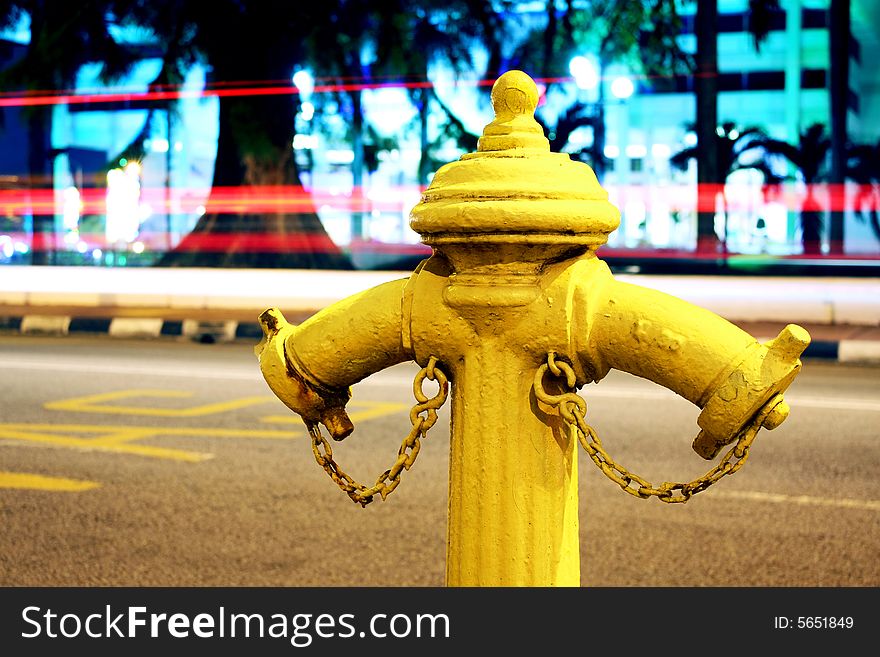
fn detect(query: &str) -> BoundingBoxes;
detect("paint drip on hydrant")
[257,70,810,587]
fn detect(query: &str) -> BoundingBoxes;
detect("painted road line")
[86,428,160,446]
[0,423,300,441]
[0,471,101,492]
[712,489,880,512]
[261,400,408,425]
[45,389,278,417]
[0,426,214,462]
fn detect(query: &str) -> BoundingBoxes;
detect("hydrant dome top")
[409,70,621,248]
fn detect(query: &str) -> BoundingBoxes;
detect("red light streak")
[7,229,878,261]
[0,72,705,108]
[0,78,491,108]
[5,230,433,255]
[0,184,874,216]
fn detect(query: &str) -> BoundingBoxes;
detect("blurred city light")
[0,235,13,259]
[293,134,319,150]
[610,76,634,99]
[105,164,143,245]
[149,138,170,153]
[61,186,81,233]
[651,144,671,159]
[625,144,647,158]
[292,70,314,98]
[568,56,599,90]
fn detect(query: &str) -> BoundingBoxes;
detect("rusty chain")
[307,356,448,507]
[535,352,778,504]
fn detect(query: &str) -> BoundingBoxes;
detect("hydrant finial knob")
[478,70,549,152]
[490,70,539,120]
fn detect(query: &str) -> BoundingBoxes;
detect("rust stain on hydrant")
[256,70,810,587]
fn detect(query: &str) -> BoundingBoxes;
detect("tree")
[507,1,690,181]
[300,1,378,245]
[0,0,139,264]
[845,138,880,246]
[115,1,352,269]
[827,0,850,254]
[371,0,489,186]
[670,121,771,253]
[747,123,831,255]
[2,1,353,269]
[301,0,504,249]
[692,0,785,254]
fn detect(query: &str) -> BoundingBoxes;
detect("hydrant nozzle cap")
[477,70,550,152]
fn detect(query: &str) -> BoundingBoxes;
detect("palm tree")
[670,121,771,253]
[303,0,498,243]
[509,1,691,181]
[693,0,784,254]
[846,139,880,246]
[747,123,831,255]
[370,0,489,186]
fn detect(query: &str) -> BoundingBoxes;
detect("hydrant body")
[258,71,809,587]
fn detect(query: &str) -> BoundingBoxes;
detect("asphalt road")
[1,334,878,587]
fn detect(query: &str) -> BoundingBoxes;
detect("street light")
[569,56,599,90]
[608,75,635,245]
[610,76,634,100]
[292,70,314,98]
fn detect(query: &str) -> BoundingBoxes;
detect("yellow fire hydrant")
[257,70,810,587]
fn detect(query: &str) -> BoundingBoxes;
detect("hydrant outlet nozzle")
[693,324,809,460]
[257,307,354,441]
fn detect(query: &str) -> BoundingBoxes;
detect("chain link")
[307,356,448,507]
[535,352,777,504]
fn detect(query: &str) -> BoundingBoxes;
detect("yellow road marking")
[0,423,300,440]
[0,422,301,462]
[86,428,157,446]
[262,401,407,425]
[45,389,277,417]
[2,394,400,463]
[0,471,100,492]
[0,427,213,462]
